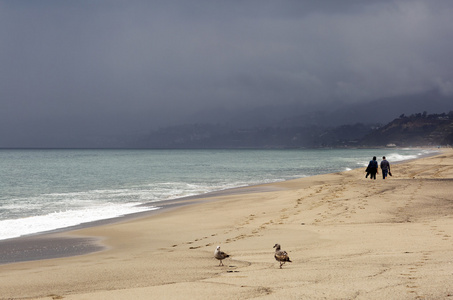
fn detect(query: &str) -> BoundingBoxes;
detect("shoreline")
[0,149,440,265]
[0,148,438,241]
[0,184,285,265]
[1,148,452,299]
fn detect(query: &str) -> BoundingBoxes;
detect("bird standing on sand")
[273,243,291,268]
[214,246,230,266]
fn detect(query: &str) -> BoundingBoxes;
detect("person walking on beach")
[380,156,391,179]
[366,156,378,180]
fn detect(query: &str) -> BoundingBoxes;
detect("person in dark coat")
[366,156,379,180]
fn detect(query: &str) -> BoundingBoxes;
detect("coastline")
[0,147,436,243]
[0,184,285,265]
[0,149,437,265]
[1,148,452,299]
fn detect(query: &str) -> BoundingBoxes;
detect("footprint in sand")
[430,224,452,241]
[401,251,435,297]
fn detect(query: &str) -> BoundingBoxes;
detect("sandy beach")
[1,149,453,300]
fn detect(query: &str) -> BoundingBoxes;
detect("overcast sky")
[1,0,453,146]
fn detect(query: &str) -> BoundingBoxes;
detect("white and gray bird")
[214,246,230,266]
[273,243,292,268]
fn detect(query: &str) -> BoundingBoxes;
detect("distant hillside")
[326,90,453,126]
[138,123,376,149]
[360,112,453,147]
[180,89,453,128]
[138,111,453,149]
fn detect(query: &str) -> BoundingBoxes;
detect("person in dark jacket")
[380,156,391,179]
[366,156,379,180]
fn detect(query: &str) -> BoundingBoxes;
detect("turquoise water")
[0,148,432,240]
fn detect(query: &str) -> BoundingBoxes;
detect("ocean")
[0,148,434,241]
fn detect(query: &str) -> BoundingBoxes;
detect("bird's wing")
[275,250,288,260]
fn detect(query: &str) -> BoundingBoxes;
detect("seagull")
[214,246,230,266]
[273,243,291,268]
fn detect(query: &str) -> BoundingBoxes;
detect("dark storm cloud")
[1,0,453,146]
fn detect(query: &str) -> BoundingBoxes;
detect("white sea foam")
[0,203,158,240]
[385,153,418,162]
[385,149,438,162]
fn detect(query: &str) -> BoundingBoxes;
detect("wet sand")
[1,149,452,299]
[0,185,284,265]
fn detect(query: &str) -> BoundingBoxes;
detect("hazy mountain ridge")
[360,112,453,147]
[138,90,453,149]
[139,123,375,148]
[179,90,453,128]
[139,111,453,149]
[3,91,451,148]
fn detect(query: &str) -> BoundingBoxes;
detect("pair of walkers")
[366,156,391,180]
